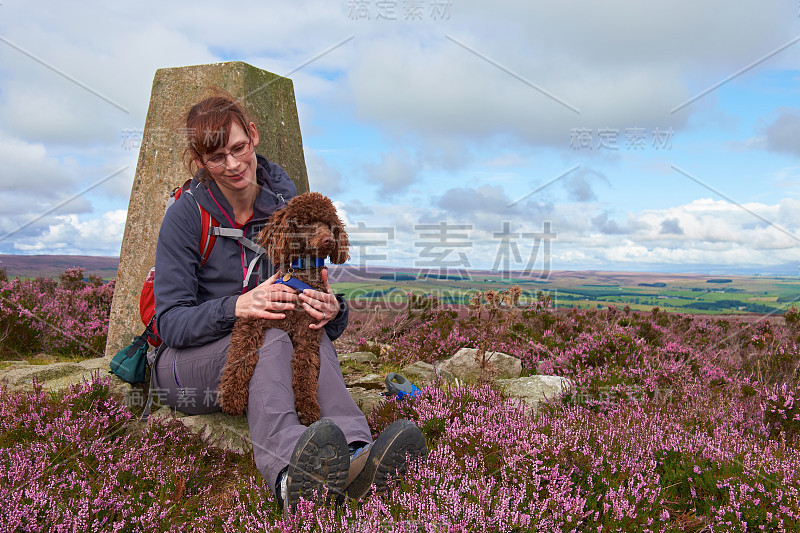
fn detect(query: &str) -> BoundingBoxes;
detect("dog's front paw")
[218,383,248,415]
[297,402,321,426]
[217,372,249,416]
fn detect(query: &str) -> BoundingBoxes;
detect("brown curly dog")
[218,192,350,425]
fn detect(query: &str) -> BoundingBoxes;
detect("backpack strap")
[211,227,266,255]
[210,227,266,290]
[140,341,165,421]
[139,316,162,421]
[183,188,266,289]
[168,180,218,267]
[182,188,220,268]
[198,207,218,268]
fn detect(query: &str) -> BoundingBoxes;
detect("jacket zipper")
[173,358,183,391]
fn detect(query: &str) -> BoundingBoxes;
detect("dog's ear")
[257,212,282,248]
[330,222,350,264]
[286,219,302,256]
[263,209,291,265]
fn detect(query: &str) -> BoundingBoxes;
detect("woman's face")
[197,121,260,196]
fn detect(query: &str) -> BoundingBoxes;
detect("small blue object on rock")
[384,372,420,400]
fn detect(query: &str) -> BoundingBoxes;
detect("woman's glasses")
[203,141,254,169]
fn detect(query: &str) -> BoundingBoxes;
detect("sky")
[1,0,800,277]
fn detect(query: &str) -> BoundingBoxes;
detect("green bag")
[109,330,150,384]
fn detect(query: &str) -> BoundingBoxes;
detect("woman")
[152,92,425,512]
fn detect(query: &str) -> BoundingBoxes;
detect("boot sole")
[286,419,349,509]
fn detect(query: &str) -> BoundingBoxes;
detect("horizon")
[1,253,798,279]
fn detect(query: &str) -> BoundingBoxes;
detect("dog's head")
[258,192,350,266]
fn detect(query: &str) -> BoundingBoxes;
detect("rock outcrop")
[436,347,523,382]
[496,375,574,412]
[1,345,571,454]
[0,358,137,403]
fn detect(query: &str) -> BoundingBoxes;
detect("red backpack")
[139,179,219,346]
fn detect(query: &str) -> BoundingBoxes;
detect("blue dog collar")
[274,259,325,291]
[290,258,325,269]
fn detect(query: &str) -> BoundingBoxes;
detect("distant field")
[0,254,119,281]
[3,255,798,316]
[329,266,800,316]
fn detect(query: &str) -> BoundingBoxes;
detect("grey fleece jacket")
[153,155,349,349]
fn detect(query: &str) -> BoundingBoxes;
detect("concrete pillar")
[105,62,309,357]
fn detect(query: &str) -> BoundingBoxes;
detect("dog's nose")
[322,236,334,247]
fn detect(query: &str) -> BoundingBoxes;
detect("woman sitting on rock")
[151,89,426,512]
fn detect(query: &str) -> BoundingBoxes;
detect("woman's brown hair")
[181,88,256,179]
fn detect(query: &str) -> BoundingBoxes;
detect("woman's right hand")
[234,271,298,320]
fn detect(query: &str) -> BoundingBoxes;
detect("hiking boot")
[345,419,427,501]
[281,419,350,512]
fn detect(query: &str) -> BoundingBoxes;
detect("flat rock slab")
[348,386,385,416]
[437,348,522,382]
[0,357,134,400]
[496,375,574,412]
[338,352,379,364]
[0,356,385,457]
[149,407,252,455]
[401,361,454,384]
[148,383,386,456]
[350,373,385,390]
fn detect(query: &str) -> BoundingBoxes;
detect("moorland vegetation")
[1,269,799,531]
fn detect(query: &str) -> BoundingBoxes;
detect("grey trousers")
[153,328,373,493]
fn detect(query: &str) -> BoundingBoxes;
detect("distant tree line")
[683,300,776,313]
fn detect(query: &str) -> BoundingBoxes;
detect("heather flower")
[0,268,114,357]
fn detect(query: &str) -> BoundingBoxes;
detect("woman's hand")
[234,271,297,320]
[299,268,339,330]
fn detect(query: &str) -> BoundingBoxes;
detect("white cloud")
[436,185,512,214]
[362,149,422,195]
[763,107,800,157]
[0,136,81,197]
[10,210,127,256]
[563,169,609,202]
[334,195,800,271]
[304,146,343,195]
[343,0,795,146]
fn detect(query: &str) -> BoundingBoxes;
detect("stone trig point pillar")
[105,62,309,357]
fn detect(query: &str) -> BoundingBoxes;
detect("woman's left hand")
[299,268,339,330]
